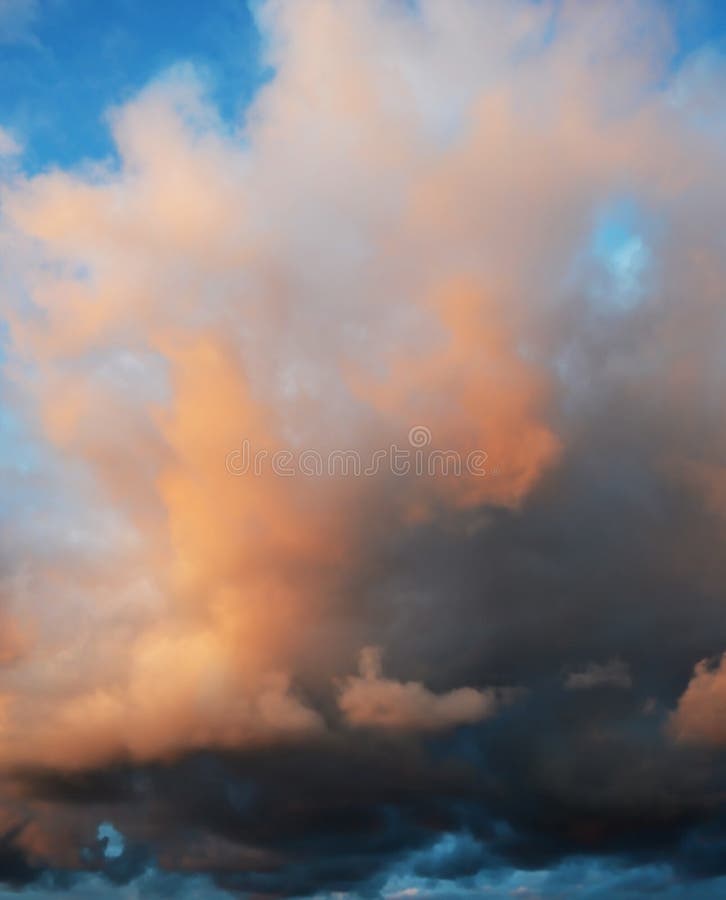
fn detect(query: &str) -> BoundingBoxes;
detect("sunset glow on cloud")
[1,1,726,897]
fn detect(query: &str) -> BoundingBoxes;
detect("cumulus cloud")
[338,646,512,731]
[0,0,725,895]
[564,659,632,691]
[669,654,726,747]
[0,0,570,769]
[0,629,324,770]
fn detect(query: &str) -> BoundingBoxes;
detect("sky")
[1,0,726,898]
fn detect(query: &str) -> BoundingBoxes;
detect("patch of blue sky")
[663,0,726,65]
[96,822,125,860]
[590,196,651,311]
[552,193,656,323]
[0,0,266,174]
[0,403,41,476]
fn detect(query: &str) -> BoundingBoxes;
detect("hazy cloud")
[564,659,633,691]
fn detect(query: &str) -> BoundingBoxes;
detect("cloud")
[564,659,632,690]
[0,127,21,158]
[669,654,726,747]
[337,647,513,732]
[0,629,325,770]
[0,0,725,896]
[0,5,567,770]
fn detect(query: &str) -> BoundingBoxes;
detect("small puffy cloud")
[564,659,632,691]
[337,646,513,732]
[669,653,726,746]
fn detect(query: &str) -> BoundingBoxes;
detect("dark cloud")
[0,825,42,887]
[5,387,726,896]
[5,376,726,897]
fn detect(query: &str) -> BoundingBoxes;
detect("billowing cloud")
[669,654,726,747]
[0,1,568,770]
[0,0,725,897]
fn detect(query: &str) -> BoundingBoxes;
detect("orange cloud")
[0,0,721,773]
[669,655,726,747]
[338,647,515,732]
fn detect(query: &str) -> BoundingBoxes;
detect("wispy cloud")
[564,659,632,691]
[0,126,21,157]
[0,0,38,46]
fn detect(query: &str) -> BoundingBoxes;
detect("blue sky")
[0,0,265,170]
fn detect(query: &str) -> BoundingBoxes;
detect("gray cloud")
[565,659,633,691]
